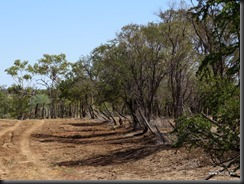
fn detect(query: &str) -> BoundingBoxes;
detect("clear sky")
[0,0,196,87]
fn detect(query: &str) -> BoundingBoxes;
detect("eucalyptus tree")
[5,60,33,88]
[158,7,199,119]
[5,60,34,119]
[59,57,96,118]
[31,54,70,118]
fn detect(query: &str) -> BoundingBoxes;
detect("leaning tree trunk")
[88,106,95,119]
[104,103,117,125]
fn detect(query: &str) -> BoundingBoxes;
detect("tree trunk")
[88,106,95,119]
[80,101,86,118]
[138,108,154,134]
[35,103,39,119]
[104,103,117,125]
[126,99,140,130]
[42,103,46,119]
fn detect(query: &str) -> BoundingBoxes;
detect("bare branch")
[201,112,220,127]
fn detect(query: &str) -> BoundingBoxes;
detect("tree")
[59,57,96,119]
[92,23,171,133]
[159,6,199,119]
[0,86,11,118]
[174,0,240,177]
[5,60,34,119]
[189,0,240,80]
[31,54,70,118]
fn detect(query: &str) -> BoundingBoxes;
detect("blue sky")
[0,0,196,87]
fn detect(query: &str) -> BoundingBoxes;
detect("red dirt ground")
[0,118,240,180]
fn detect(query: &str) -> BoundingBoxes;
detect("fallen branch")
[167,120,176,130]
[201,113,220,128]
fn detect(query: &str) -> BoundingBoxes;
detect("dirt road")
[0,119,61,180]
[0,119,240,180]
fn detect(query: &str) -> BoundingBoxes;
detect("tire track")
[19,120,56,180]
[0,120,22,138]
[0,120,61,179]
[0,120,22,178]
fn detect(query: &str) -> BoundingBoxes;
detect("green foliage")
[33,54,70,88]
[199,77,239,120]
[5,60,34,119]
[92,22,177,122]
[0,88,11,118]
[29,93,50,118]
[8,90,30,119]
[174,111,239,163]
[159,7,199,118]
[174,0,240,169]
[29,94,50,108]
[174,115,212,147]
[176,77,240,154]
[58,57,96,118]
[5,60,32,87]
[190,0,240,79]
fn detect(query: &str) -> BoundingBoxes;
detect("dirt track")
[0,119,240,180]
[0,119,61,180]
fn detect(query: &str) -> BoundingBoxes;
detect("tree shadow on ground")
[32,127,158,146]
[66,120,110,127]
[32,123,136,142]
[54,144,171,167]
[33,132,118,140]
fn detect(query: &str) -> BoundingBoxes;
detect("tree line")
[0,0,240,177]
